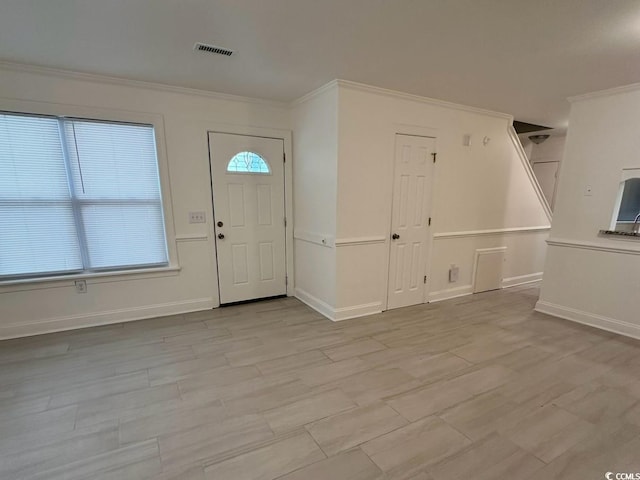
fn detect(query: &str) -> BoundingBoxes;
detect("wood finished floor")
[2,285,640,479]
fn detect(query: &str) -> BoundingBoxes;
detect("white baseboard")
[294,288,335,320]
[535,300,640,341]
[333,302,383,321]
[0,298,215,340]
[428,285,474,303]
[426,272,542,304]
[294,288,383,322]
[502,272,543,288]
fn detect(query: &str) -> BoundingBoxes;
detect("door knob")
[392,233,400,240]
[217,221,223,227]
[218,233,225,240]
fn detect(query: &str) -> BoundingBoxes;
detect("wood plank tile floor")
[2,285,640,479]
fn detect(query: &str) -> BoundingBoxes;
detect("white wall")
[0,65,552,336]
[291,80,550,320]
[527,135,566,165]
[0,64,290,339]
[335,83,550,316]
[536,83,640,339]
[519,133,566,210]
[291,84,338,315]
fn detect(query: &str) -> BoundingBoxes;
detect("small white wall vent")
[193,42,234,56]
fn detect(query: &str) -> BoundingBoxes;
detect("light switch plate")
[189,211,206,223]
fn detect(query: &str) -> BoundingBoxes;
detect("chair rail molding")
[434,225,550,240]
[334,236,387,247]
[293,229,334,248]
[546,237,640,256]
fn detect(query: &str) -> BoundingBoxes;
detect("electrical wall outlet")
[449,265,459,283]
[75,280,87,293]
[189,211,206,223]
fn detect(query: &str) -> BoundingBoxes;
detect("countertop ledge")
[599,229,640,238]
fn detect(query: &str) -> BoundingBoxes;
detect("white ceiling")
[1,0,640,127]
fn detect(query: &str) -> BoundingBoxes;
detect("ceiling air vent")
[194,42,234,57]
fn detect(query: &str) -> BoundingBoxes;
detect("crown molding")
[0,60,524,119]
[290,78,513,120]
[334,79,514,120]
[1,61,519,119]
[568,82,640,103]
[289,79,339,106]
[0,60,288,108]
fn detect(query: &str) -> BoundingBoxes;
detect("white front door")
[387,134,435,310]
[208,132,286,304]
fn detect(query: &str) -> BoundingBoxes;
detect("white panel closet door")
[387,134,435,310]
[209,132,286,304]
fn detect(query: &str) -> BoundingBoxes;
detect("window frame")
[0,100,179,286]
[610,168,640,231]
[614,177,640,223]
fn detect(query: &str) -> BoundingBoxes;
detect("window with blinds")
[0,112,168,279]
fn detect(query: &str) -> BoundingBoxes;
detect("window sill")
[0,265,182,293]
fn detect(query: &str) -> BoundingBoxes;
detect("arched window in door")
[226,151,270,174]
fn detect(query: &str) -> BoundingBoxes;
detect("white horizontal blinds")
[63,120,168,269]
[0,113,83,277]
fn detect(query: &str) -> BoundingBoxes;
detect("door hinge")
[284,217,287,227]
[432,152,437,163]
[283,152,286,163]
[285,276,288,286]
[424,275,427,284]
[428,217,431,226]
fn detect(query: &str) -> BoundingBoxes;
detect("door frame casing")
[383,125,439,311]
[204,124,293,308]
